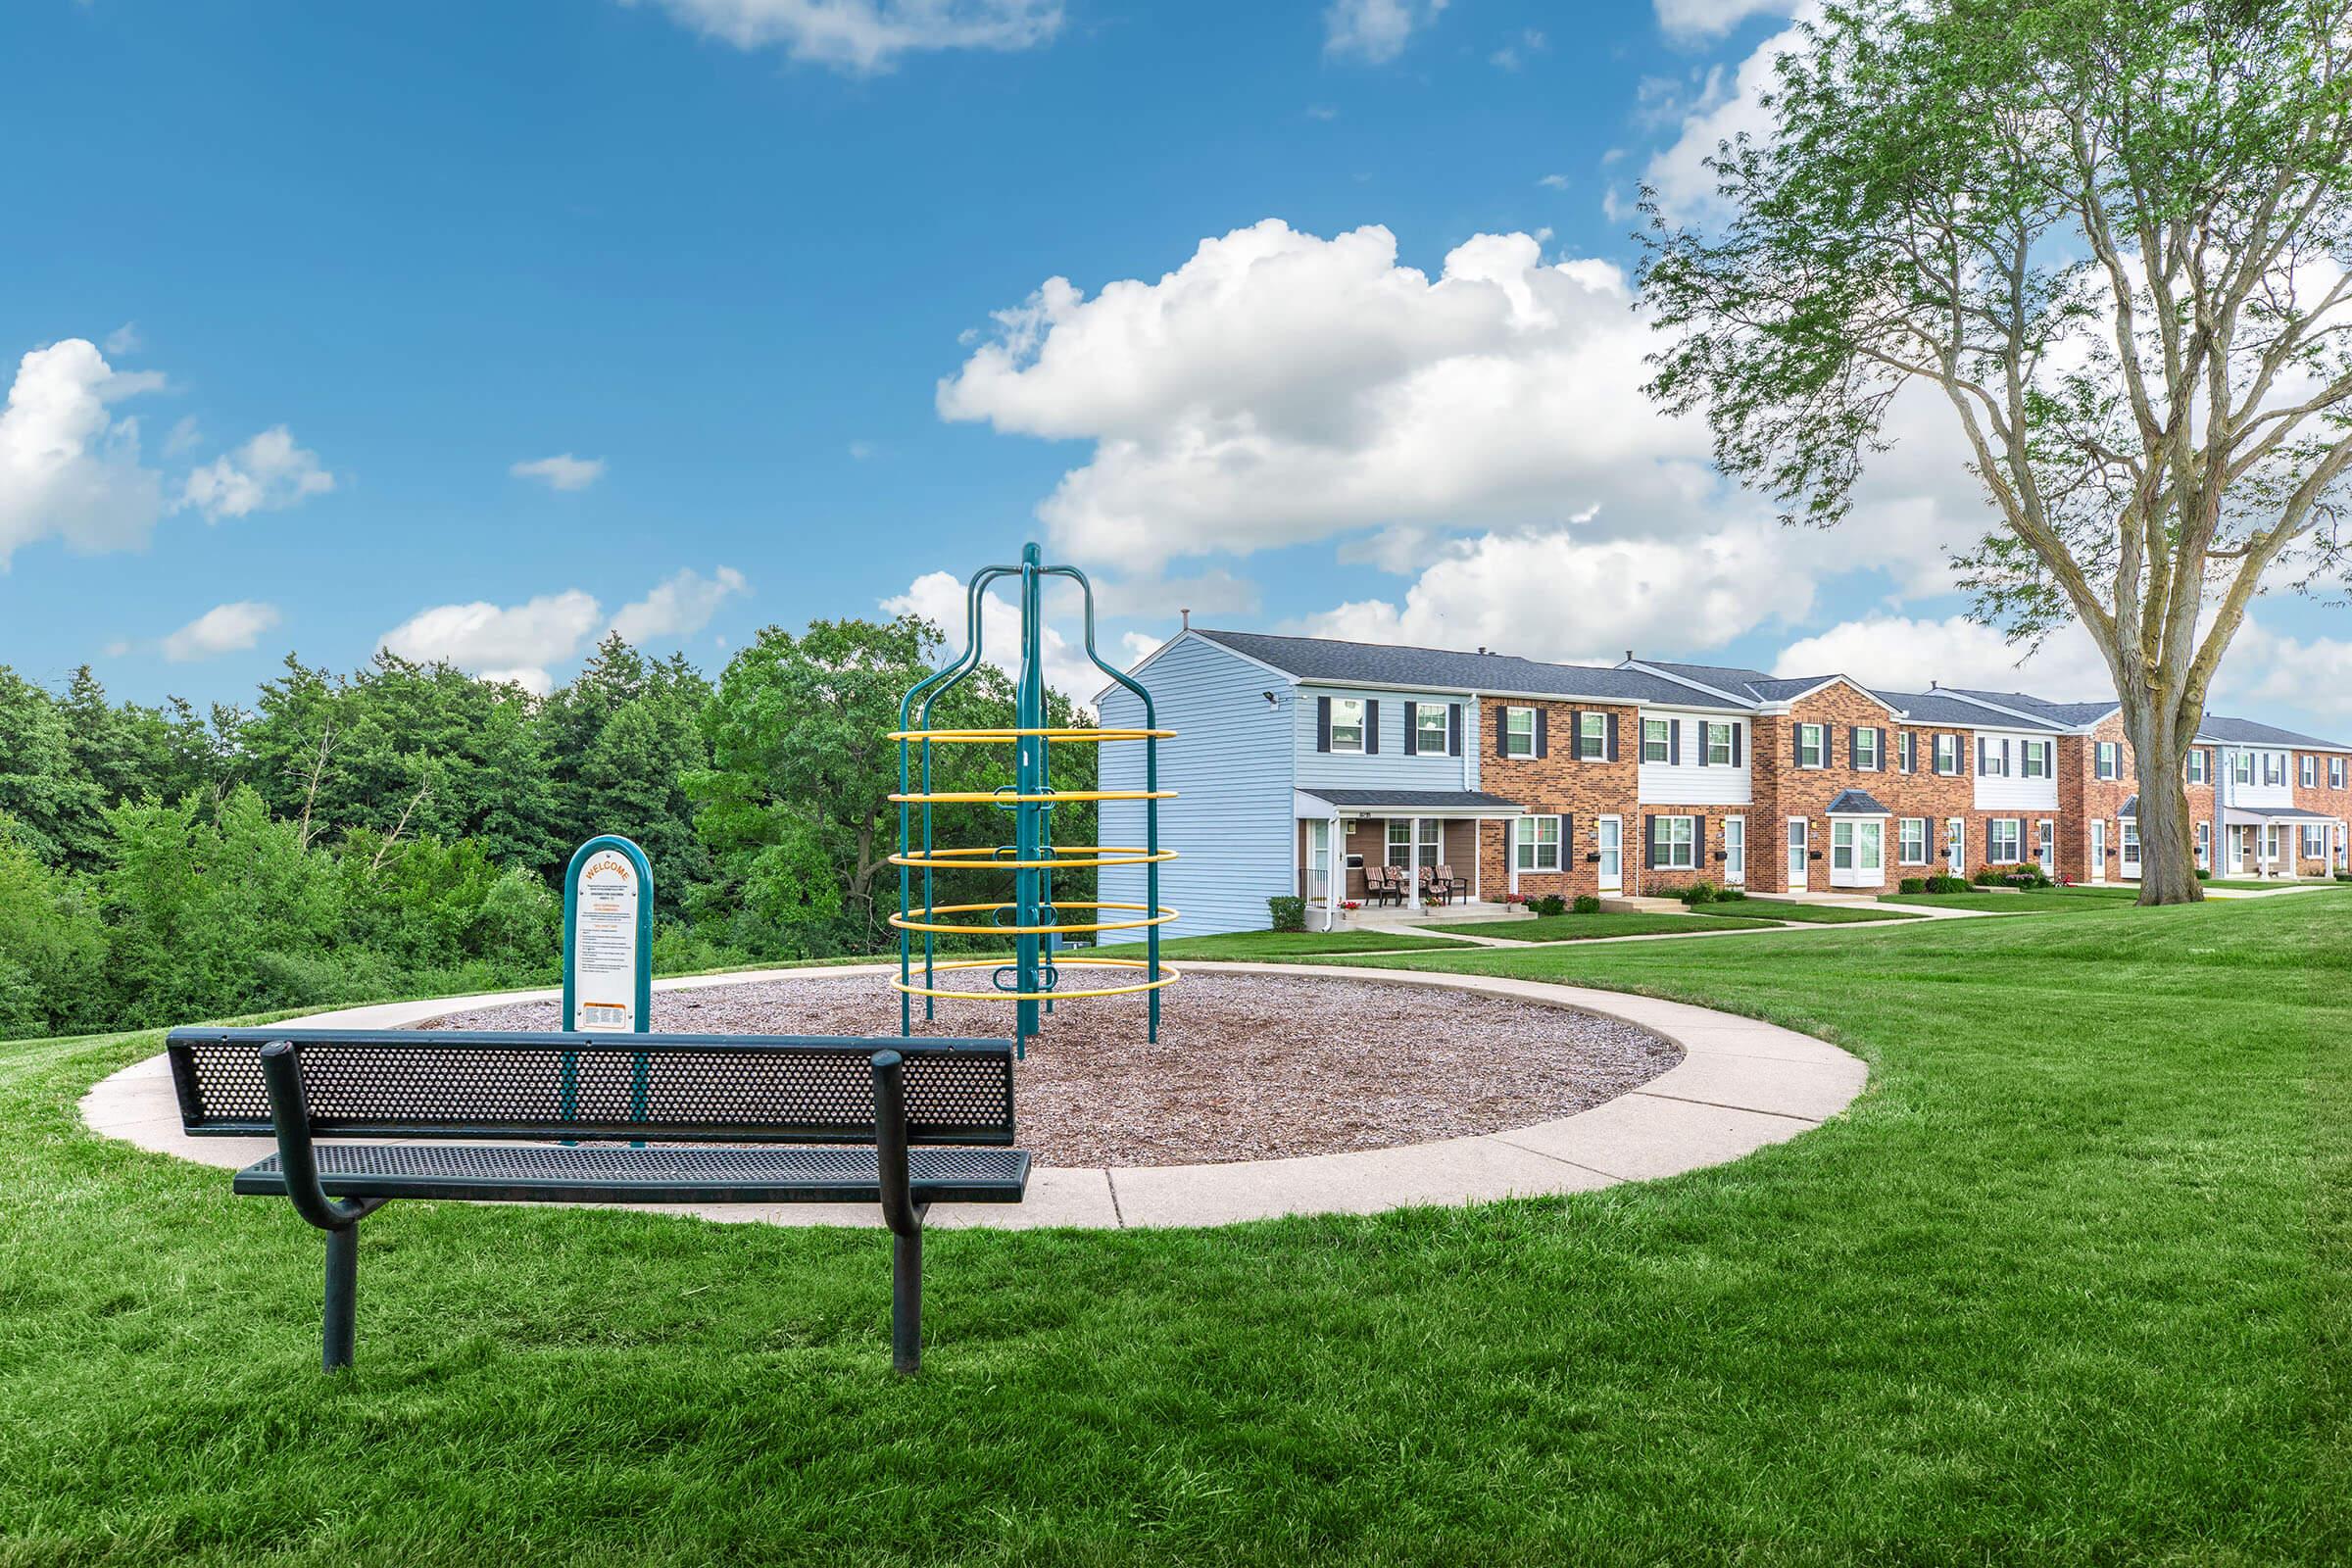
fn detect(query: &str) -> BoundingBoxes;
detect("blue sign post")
[561,835,654,1124]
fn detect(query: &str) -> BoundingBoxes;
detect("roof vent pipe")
[1180,608,1191,630]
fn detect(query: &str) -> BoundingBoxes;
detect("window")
[1832,820,1854,871]
[1578,712,1608,760]
[1898,817,1928,864]
[2022,740,2049,779]
[1329,698,1365,754]
[1652,814,1696,870]
[2302,755,2319,788]
[1512,815,1560,872]
[1642,717,1671,763]
[2196,821,2211,870]
[1899,732,1916,773]
[1387,817,1441,872]
[2094,742,2120,781]
[1980,737,2011,777]
[1416,703,1448,756]
[1854,727,1882,771]
[1502,706,1535,759]
[2232,750,2254,786]
[2334,758,2347,790]
[2305,824,2329,859]
[1988,818,2023,862]
[2186,749,2207,784]
[1707,723,1734,766]
[1796,723,1825,768]
[1935,733,1959,775]
[2121,819,2140,871]
[2263,752,2285,786]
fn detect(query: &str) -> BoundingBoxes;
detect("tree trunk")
[2119,692,2203,906]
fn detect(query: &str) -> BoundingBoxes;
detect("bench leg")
[323,1223,359,1372]
[891,1226,922,1375]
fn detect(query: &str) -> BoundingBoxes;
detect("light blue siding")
[1293,685,1482,793]
[1100,636,1295,939]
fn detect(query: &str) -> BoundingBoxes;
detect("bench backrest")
[167,1027,1017,1146]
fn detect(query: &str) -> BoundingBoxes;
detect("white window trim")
[1988,817,2024,863]
[1416,706,1448,756]
[1578,712,1607,760]
[1856,728,1882,771]
[1899,732,1916,774]
[1513,814,1561,872]
[1329,697,1366,755]
[1898,816,1929,865]
[1706,722,1734,766]
[1502,706,1535,760]
[2302,755,2319,788]
[1642,717,1670,764]
[1935,734,1958,775]
[1656,814,1697,870]
[1796,723,1825,769]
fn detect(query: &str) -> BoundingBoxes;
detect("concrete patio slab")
[79,958,1864,1229]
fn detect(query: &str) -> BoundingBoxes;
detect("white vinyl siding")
[1298,687,1480,793]
[1636,710,1750,807]
[1975,730,2060,811]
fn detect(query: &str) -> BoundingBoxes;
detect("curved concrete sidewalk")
[79,962,1865,1230]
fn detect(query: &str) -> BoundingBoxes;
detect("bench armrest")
[869,1051,924,1237]
[260,1043,385,1232]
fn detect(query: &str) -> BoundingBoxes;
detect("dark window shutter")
[1402,701,1418,757]
[1792,725,1803,765]
[1536,708,1549,759]
[1606,713,1620,761]
[2001,738,2011,775]
[1316,697,1331,753]
[1847,726,1858,769]
[1644,813,1659,869]
[1563,709,1577,760]
[1494,706,1507,758]
[1448,704,1463,757]
[1668,719,1682,766]
[1978,736,1987,774]
[1731,722,1742,767]
[1365,701,1380,755]
[1696,721,1710,767]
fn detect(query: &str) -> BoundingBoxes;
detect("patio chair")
[1432,863,1469,904]
[1369,864,1406,906]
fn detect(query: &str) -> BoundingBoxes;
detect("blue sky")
[4,0,2346,736]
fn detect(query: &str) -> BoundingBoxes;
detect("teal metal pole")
[1013,543,1046,1050]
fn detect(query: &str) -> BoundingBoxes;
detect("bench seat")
[230,1143,1032,1206]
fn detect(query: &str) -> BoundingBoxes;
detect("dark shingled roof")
[2193,713,2352,751]
[1639,660,1832,704]
[1193,629,1739,707]
[1875,689,2062,730]
[1944,688,2119,727]
[1297,788,1523,811]
[1824,789,1893,814]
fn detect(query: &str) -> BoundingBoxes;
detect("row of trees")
[0,616,1094,1039]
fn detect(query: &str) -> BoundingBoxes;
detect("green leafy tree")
[1642,0,2352,904]
[0,668,104,868]
[0,825,108,1038]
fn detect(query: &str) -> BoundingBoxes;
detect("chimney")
[1477,646,1487,655]
[1181,608,1191,630]
[1930,679,1938,690]
[1625,649,1635,662]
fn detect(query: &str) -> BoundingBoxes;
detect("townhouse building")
[1097,628,2352,937]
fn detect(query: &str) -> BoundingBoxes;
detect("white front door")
[1724,815,1746,886]
[1305,820,1331,901]
[1944,817,1964,874]
[1787,817,1808,890]
[2036,819,2054,877]
[1596,815,1623,893]
[2089,819,2107,882]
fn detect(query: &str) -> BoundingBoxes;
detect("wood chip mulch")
[418,969,1683,1168]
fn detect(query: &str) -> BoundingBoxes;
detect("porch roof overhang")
[2222,805,2335,824]
[1824,788,1893,815]
[1296,788,1524,818]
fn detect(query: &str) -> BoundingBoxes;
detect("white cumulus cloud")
[162,600,281,662]
[611,565,750,646]
[624,0,1062,73]
[378,589,605,696]
[1324,0,1446,62]
[0,338,169,567]
[2215,620,2352,724]
[180,425,334,520]
[883,570,1105,704]
[1771,613,2114,699]
[511,453,606,491]
[1653,0,1802,42]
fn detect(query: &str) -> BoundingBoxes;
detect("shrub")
[1677,880,1722,906]
[1925,874,1968,894]
[1717,887,1748,902]
[1529,893,1568,917]
[2194,867,2212,881]
[1267,895,1306,933]
[1571,894,1601,914]
[1898,876,1927,894]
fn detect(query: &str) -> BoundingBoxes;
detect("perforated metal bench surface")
[230,1142,1032,1205]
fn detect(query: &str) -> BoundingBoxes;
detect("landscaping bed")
[1428,911,1782,942]
[419,969,1681,1167]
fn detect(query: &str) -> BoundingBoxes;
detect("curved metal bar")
[259,1043,387,1233]
[868,1049,928,1376]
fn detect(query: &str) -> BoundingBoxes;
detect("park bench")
[165,1025,1028,1375]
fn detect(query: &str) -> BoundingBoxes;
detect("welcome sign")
[562,835,653,1035]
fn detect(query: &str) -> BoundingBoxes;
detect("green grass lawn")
[1879,884,2143,913]
[1086,928,1468,958]
[1423,910,1782,942]
[1688,901,1921,924]
[1,895,2340,1562]
[2205,877,2349,892]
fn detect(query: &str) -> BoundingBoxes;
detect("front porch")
[1294,788,1524,930]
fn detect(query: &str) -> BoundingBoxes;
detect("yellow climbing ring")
[888,725,1176,743]
[888,845,1179,871]
[889,788,1177,805]
[887,900,1179,937]
[889,955,1183,1004]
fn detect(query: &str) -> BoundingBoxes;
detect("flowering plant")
[1339,900,1363,910]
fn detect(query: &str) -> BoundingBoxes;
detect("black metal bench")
[166,1026,1029,1375]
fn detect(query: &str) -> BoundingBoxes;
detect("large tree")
[1641,0,2352,903]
